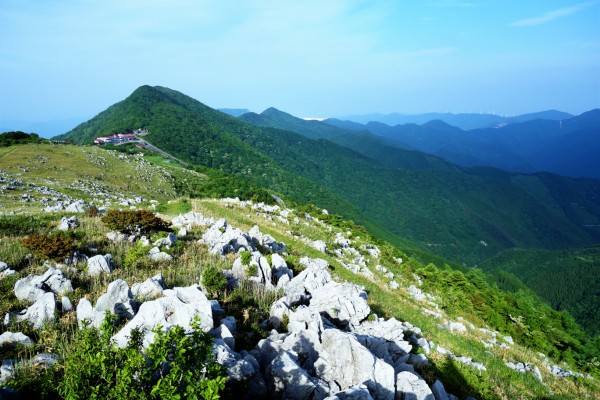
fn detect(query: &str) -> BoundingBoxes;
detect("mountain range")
[334,109,574,130]
[54,85,600,333]
[325,110,600,180]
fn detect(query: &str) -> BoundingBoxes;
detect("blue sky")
[1,0,599,133]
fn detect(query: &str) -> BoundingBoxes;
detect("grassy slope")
[0,144,209,213]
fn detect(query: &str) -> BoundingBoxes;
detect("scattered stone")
[0,332,33,347]
[396,371,434,400]
[87,254,113,276]
[14,268,73,303]
[131,273,166,300]
[5,292,57,329]
[112,285,213,348]
[309,282,370,328]
[315,329,395,400]
[76,279,137,328]
[57,215,79,231]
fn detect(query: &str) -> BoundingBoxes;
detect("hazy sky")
[1,0,599,129]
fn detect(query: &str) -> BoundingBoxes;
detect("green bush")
[101,210,170,234]
[124,242,151,269]
[240,250,252,265]
[202,267,228,298]
[21,233,75,261]
[55,314,226,399]
[0,214,53,236]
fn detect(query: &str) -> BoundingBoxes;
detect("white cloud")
[512,2,597,27]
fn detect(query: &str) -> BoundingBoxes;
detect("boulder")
[106,231,127,243]
[249,225,286,253]
[309,282,370,328]
[284,258,331,305]
[213,341,267,398]
[210,323,235,350]
[171,211,215,229]
[57,215,79,231]
[266,351,326,400]
[201,219,255,255]
[31,353,61,368]
[0,332,33,347]
[430,380,449,400]
[14,268,73,303]
[325,385,374,400]
[271,254,293,284]
[281,329,322,371]
[153,232,177,248]
[395,371,434,400]
[131,273,166,300]
[311,240,327,253]
[148,250,173,262]
[87,254,113,276]
[64,200,86,213]
[76,279,137,328]
[0,360,16,384]
[287,305,324,335]
[314,329,395,400]
[0,262,15,280]
[5,292,57,329]
[112,285,213,348]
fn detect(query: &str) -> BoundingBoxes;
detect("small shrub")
[0,214,53,236]
[124,242,151,269]
[51,313,226,399]
[240,250,252,265]
[245,264,258,277]
[101,210,170,235]
[84,205,99,218]
[21,234,75,261]
[202,267,228,298]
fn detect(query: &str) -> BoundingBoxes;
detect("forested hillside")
[481,246,600,335]
[56,86,600,266]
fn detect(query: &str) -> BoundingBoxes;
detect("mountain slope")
[55,86,600,265]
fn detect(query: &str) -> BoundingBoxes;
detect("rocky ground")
[1,197,594,399]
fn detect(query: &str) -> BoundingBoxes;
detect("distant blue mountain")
[334,110,573,130]
[327,109,600,179]
[218,108,251,117]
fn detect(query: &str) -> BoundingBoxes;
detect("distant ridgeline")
[0,131,48,146]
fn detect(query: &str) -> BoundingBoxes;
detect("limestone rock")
[112,285,213,348]
[5,292,57,329]
[57,215,79,231]
[395,371,434,400]
[201,219,255,255]
[0,332,33,347]
[153,232,176,248]
[131,273,166,300]
[87,254,113,276]
[266,351,325,400]
[325,385,374,400]
[0,262,15,280]
[76,279,137,328]
[315,329,395,400]
[309,282,370,328]
[430,380,449,400]
[14,268,72,303]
